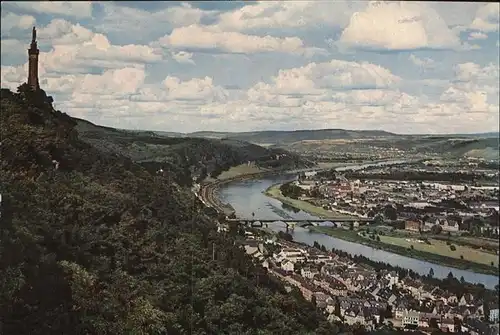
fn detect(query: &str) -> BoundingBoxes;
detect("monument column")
[27,26,40,90]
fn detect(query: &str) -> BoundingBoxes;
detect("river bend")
[217,174,499,290]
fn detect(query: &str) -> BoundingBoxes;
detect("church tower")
[27,26,40,90]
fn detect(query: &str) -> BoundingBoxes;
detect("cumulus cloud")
[1,39,28,61]
[469,3,500,33]
[408,54,435,69]
[132,76,229,103]
[248,59,401,100]
[435,62,500,119]
[94,2,215,43]
[468,32,488,40]
[454,62,499,85]
[1,2,499,134]
[171,51,195,65]
[4,2,93,19]
[339,2,461,51]
[156,24,323,56]
[215,1,363,31]
[0,12,36,34]
[33,19,162,73]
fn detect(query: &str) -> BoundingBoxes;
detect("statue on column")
[32,27,36,42]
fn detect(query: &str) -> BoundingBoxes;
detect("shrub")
[450,245,456,251]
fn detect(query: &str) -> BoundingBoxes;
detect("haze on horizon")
[1,1,499,135]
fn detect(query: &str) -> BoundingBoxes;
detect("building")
[281,259,294,272]
[402,310,420,328]
[27,27,40,90]
[300,267,317,279]
[405,220,421,232]
[489,305,499,323]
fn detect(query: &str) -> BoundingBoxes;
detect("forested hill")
[0,86,337,334]
[73,118,313,186]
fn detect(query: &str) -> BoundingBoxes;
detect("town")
[238,230,499,334]
[286,158,499,238]
[207,156,500,334]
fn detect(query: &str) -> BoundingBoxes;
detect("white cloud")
[437,62,500,117]
[248,59,401,100]
[468,32,488,40]
[1,2,499,134]
[157,24,322,56]
[1,39,27,60]
[133,76,229,103]
[0,12,36,33]
[94,2,214,42]
[171,51,195,65]
[215,1,363,31]
[469,3,500,33]
[454,62,499,84]
[5,2,93,19]
[408,54,435,69]
[34,19,162,73]
[339,2,461,51]
[1,64,29,89]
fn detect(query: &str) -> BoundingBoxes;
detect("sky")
[1,1,499,134]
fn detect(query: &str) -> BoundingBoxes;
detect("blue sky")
[1,1,499,134]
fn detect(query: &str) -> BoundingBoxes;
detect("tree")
[383,205,397,221]
[430,224,442,235]
[429,318,439,329]
[334,297,341,317]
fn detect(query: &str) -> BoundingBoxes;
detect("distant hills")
[125,128,498,145]
[106,127,498,161]
[73,118,313,184]
[186,129,398,144]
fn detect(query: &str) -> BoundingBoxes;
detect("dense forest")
[0,86,337,334]
[74,118,312,186]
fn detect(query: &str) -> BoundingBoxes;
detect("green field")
[264,184,353,219]
[212,164,269,181]
[312,226,499,275]
[371,235,498,267]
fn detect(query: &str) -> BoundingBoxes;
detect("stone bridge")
[226,217,373,229]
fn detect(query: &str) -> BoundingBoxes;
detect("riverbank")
[252,227,496,296]
[262,180,499,277]
[310,226,499,276]
[263,183,354,219]
[199,163,330,215]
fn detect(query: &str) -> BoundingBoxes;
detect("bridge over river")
[226,217,374,229]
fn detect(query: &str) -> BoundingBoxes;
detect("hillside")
[109,127,497,161]
[392,136,499,159]
[270,135,499,161]
[73,118,314,186]
[0,86,337,335]
[186,129,398,145]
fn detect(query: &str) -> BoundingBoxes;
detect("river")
[217,165,499,290]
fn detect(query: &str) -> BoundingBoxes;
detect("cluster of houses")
[241,236,500,334]
[294,167,499,236]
